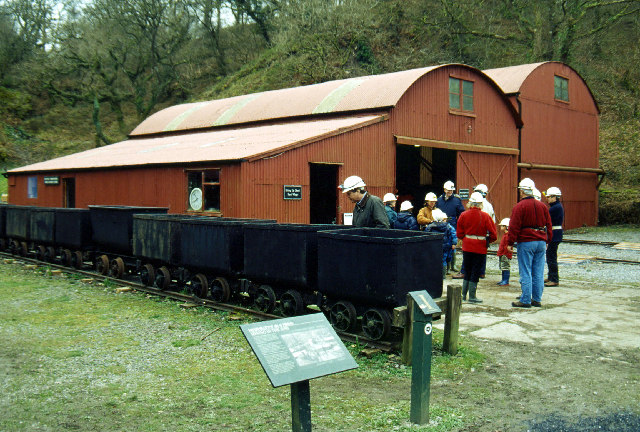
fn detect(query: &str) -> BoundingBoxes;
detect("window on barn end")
[554,76,569,102]
[27,176,38,199]
[449,77,474,112]
[187,169,220,212]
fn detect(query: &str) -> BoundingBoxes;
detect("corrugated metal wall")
[516,63,600,228]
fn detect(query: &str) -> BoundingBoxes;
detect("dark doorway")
[309,163,339,224]
[63,178,75,208]
[396,145,457,207]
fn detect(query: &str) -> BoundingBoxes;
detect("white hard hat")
[383,193,397,203]
[545,186,562,197]
[425,192,438,202]
[518,177,535,194]
[432,209,448,222]
[533,188,541,200]
[499,218,510,226]
[474,183,488,194]
[469,192,484,204]
[443,180,455,191]
[339,175,366,193]
[400,200,413,212]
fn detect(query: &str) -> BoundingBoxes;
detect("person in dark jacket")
[438,180,465,275]
[339,175,390,228]
[544,187,564,287]
[394,201,419,230]
[383,193,398,228]
[508,178,553,308]
[426,209,458,279]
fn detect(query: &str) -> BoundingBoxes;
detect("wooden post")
[401,294,415,365]
[443,284,462,355]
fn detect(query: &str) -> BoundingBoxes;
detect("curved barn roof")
[484,61,600,112]
[130,64,521,136]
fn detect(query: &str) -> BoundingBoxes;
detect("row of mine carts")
[0,204,443,340]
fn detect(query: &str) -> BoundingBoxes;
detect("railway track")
[0,252,396,352]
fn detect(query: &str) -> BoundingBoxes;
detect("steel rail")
[0,252,396,351]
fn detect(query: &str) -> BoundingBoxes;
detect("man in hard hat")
[456,192,497,303]
[417,192,438,229]
[474,184,495,223]
[394,201,419,230]
[437,181,465,275]
[425,209,458,279]
[339,175,390,228]
[544,187,564,287]
[382,193,398,228]
[507,178,552,308]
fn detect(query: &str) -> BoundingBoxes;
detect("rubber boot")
[497,270,510,286]
[462,279,469,301]
[468,281,483,303]
[450,252,458,273]
[442,265,447,280]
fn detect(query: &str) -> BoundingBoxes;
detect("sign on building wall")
[44,176,60,185]
[458,188,469,200]
[283,185,302,200]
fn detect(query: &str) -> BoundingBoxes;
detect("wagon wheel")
[20,242,28,257]
[155,266,171,291]
[110,257,126,279]
[329,301,358,333]
[45,246,56,263]
[62,249,73,267]
[253,285,276,313]
[361,308,392,340]
[96,254,110,275]
[210,277,231,302]
[280,289,304,317]
[190,273,208,298]
[72,251,84,269]
[37,245,46,261]
[139,263,155,286]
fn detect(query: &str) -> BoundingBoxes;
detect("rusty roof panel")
[10,115,385,173]
[130,66,439,136]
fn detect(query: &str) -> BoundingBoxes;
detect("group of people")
[339,175,564,309]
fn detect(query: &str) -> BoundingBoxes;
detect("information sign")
[44,176,60,185]
[409,290,441,317]
[343,213,353,225]
[458,188,469,200]
[284,185,303,200]
[240,313,358,388]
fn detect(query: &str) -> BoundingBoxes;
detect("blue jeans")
[517,241,546,304]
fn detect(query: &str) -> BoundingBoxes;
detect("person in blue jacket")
[394,201,419,230]
[544,187,564,287]
[426,209,458,279]
[382,193,398,228]
[437,180,465,273]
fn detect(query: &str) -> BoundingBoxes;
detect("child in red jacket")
[496,218,512,286]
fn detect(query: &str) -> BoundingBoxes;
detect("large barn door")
[456,152,517,222]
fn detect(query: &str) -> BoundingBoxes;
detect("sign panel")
[409,290,441,316]
[283,185,302,200]
[458,188,469,200]
[343,213,353,225]
[44,176,60,185]
[240,313,358,387]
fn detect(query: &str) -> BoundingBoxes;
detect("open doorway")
[63,178,76,208]
[395,145,457,207]
[309,163,339,224]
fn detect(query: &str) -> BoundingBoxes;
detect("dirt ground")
[430,273,640,431]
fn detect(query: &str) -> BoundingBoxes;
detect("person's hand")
[451,245,456,250]
[507,245,513,253]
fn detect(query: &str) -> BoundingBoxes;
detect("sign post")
[240,313,358,431]
[408,290,441,425]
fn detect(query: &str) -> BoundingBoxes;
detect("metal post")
[291,380,312,432]
[410,301,433,425]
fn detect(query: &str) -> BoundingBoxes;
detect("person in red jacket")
[496,218,512,286]
[456,192,497,303]
[507,178,553,308]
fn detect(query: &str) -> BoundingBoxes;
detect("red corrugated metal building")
[484,62,603,228]
[6,64,524,224]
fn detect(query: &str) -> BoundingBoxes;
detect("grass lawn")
[0,262,482,431]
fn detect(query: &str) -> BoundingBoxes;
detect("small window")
[28,176,38,199]
[554,76,569,102]
[449,77,474,111]
[187,169,220,212]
